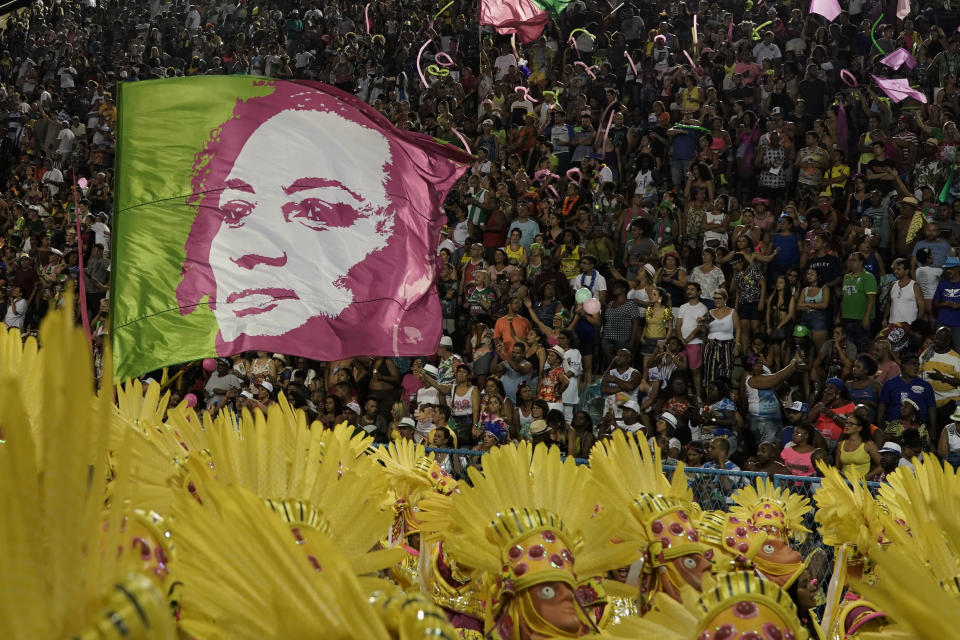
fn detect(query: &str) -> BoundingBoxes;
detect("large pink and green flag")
[111,77,471,382]
[480,0,573,42]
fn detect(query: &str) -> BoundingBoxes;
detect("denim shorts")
[801,310,829,332]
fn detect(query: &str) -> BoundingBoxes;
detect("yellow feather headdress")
[588,432,708,591]
[441,442,638,637]
[600,572,809,640]
[730,476,812,542]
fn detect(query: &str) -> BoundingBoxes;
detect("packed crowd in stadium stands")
[2,0,960,476]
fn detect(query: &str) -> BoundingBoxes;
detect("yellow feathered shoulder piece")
[0,296,174,639]
[730,476,812,542]
[173,474,458,640]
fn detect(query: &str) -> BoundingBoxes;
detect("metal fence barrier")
[408,445,884,592]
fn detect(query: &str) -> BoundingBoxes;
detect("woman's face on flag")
[208,108,393,342]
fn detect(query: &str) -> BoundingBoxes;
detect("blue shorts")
[801,310,829,332]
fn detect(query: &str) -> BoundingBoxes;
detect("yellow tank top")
[858,132,875,167]
[840,441,871,478]
[559,245,581,279]
[505,244,525,264]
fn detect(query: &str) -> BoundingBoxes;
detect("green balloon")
[575,287,592,304]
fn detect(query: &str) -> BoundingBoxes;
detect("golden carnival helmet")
[0,295,174,639]
[589,430,712,612]
[172,475,459,640]
[440,441,638,640]
[698,511,809,590]
[849,459,960,640]
[730,476,812,543]
[600,572,809,640]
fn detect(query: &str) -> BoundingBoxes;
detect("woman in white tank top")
[449,365,480,439]
[702,288,741,385]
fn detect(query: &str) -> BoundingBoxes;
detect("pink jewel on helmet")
[688,529,700,541]
[542,530,557,542]
[670,522,685,535]
[715,624,738,640]
[736,526,748,537]
[514,562,529,576]
[738,542,750,553]
[509,545,524,560]
[763,622,785,640]
[549,553,565,568]
[661,537,672,548]
[562,549,575,563]
[651,519,664,534]
[528,544,545,559]
[678,510,688,520]
[734,601,759,619]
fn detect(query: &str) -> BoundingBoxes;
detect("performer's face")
[209,109,393,342]
[668,553,711,591]
[529,582,580,634]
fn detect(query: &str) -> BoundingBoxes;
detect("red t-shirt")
[814,401,854,442]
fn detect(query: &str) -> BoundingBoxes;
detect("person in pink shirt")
[872,339,902,385]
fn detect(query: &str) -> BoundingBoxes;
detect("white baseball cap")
[879,442,902,456]
[659,412,678,428]
[620,400,641,413]
[439,335,454,348]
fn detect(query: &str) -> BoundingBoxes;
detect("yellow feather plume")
[852,459,960,639]
[813,462,885,552]
[589,430,692,512]
[0,297,173,639]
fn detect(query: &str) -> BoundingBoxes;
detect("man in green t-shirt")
[841,252,877,353]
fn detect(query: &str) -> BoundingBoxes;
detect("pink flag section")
[809,0,841,22]
[480,0,550,43]
[871,75,927,103]
[896,0,911,19]
[879,47,917,71]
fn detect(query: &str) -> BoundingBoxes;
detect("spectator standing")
[934,257,960,352]
[840,252,877,353]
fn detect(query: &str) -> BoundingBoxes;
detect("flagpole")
[72,177,94,355]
